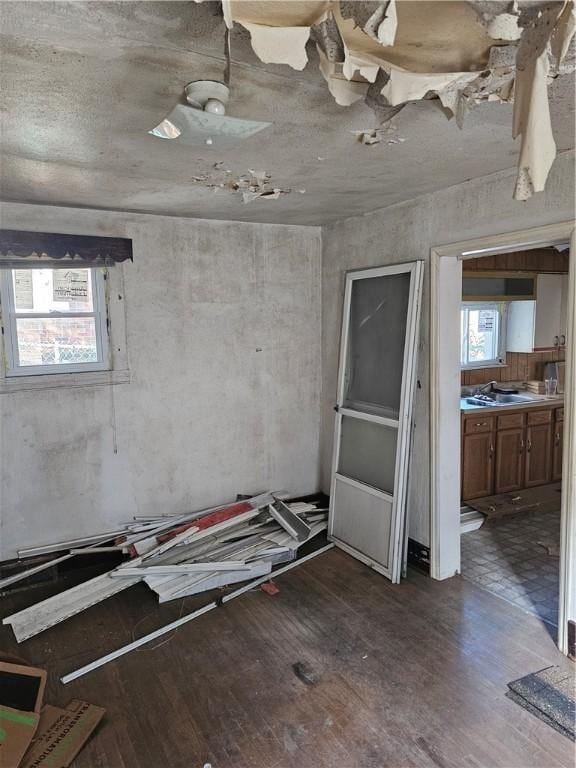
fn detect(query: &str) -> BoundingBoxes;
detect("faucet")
[474,380,497,396]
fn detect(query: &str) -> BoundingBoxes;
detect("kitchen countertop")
[460,393,564,414]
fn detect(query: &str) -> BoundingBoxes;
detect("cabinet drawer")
[555,407,564,422]
[464,415,495,434]
[497,412,525,430]
[527,409,552,425]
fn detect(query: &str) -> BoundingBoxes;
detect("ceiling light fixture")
[149,30,271,148]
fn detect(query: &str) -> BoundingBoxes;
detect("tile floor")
[460,507,560,627]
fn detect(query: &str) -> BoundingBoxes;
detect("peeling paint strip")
[240,22,311,70]
[381,69,478,107]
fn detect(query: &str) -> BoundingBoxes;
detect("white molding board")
[17,530,127,558]
[558,227,576,655]
[2,572,139,642]
[430,255,462,580]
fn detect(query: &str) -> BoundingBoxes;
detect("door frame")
[329,261,424,582]
[430,221,576,655]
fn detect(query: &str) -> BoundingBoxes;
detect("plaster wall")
[321,151,576,547]
[0,203,322,561]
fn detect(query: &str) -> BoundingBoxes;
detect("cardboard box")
[20,699,105,768]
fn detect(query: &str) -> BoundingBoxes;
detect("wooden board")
[466,482,562,519]
[463,248,569,273]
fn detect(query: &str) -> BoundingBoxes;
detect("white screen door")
[328,261,424,583]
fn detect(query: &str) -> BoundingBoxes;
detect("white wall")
[0,204,322,560]
[2,152,574,561]
[321,151,576,547]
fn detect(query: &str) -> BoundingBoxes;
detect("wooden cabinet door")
[462,432,494,500]
[495,428,524,494]
[552,421,564,481]
[525,423,552,487]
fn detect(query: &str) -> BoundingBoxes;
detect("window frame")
[0,266,110,377]
[460,301,507,370]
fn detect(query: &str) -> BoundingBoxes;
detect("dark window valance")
[0,230,133,268]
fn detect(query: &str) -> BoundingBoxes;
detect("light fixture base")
[184,80,230,109]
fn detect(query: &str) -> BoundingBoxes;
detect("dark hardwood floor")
[1,548,573,768]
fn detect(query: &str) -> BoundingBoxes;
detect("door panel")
[338,416,397,494]
[525,423,552,487]
[329,261,424,583]
[331,477,393,569]
[495,428,524,493]
[462,432,494,500]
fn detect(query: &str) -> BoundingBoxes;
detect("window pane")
[16,317,99,366]
[12,269,95,313]
[338,415,398,494]
[466,308,498,363]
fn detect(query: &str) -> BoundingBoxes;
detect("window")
[0,267,109,376]
[460,302,506,369]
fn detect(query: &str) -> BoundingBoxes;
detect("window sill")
[0,369,130,394]
[461,362,508,371]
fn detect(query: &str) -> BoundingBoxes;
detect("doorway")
[458,248,566,631]
[430,222,576,655]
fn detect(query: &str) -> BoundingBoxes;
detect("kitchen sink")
[492,393,534,403]
[466,397,505,407]
[466,393,535,407]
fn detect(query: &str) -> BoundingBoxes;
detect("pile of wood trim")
[2,492,329,644]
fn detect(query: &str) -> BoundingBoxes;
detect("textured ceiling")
[0,1,574,225]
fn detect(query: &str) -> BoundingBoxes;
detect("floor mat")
[506,666,575,741]
[467,483,562,519]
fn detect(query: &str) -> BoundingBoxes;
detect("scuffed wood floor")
[0,548,573,768]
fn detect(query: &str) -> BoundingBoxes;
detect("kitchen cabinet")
[525,422,552,487]
[507,274,568,352]
[495,427,524,493]
[462,431,494,500]
[461,405,561,501]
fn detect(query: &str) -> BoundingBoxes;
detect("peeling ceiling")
[0,1,574,225]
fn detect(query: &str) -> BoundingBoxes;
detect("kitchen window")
[460,302,507,369]
[0,267,109,376]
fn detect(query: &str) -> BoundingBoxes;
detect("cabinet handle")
[555,432,561,446]
[554,336,559,346]
[520,438,524,454]
[527,438,532,452]
[475,422,488,427]
[489,443,494,458]
[560,335,566,346]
